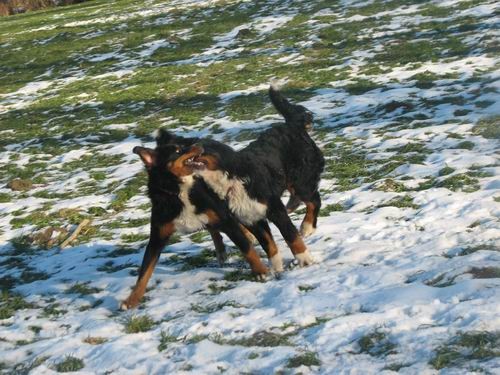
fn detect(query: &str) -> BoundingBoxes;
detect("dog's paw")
[216,251,227,267]
[300,222,315,237]
[294,250,314,267]
[270,253,284,273]
[120,297,139,311]
[255,272,270,282]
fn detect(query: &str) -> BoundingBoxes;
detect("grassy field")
[0,0,499,373]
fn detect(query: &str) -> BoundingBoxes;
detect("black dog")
[121,133,282,310]
[190,84,325,267]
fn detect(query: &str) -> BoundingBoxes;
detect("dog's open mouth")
[184,156,205,169]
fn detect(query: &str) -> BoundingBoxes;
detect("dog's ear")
[156,128,174,146]
[133,146,157,168]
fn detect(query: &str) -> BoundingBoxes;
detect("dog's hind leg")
[299,191,321,237]
[209,229,227,266]
[286,193,302,213]
[267,198,314,267]
[120,222,173,310]
[246,220,283,273]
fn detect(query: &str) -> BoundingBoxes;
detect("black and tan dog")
[121,133,282,310]
[190,84,325,268]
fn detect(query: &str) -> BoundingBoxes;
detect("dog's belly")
[199,170,267,225]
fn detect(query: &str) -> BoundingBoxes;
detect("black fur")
[121,133,275,310]
[194,86,324,260]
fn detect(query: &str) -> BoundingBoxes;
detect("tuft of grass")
[124,315,155,334]
[189,231,209,243]
[207,282,234,295]
[439,166,455,176]
[452,141,475,150]
[319,203,344,216]
[55,356,84,373]
[83,336,107,345]
[191,300,243,314]
[472,117,499,139]
[97,261,135,273]
[223,270,255,282]
[66,282,101,295]
[40,303,67,318]
[180,249,214,271]
[378,195,419,210]
[158,331,178,352]
[286,351,321,368]
[120,233,149,243]
[0,192,11,203]
[0,291,34,319]
[437,174,479,192]
[222,331,293,347]
[358,330,396,357]
[20,269,50,284]
[298,284,315,292]
[456,244,499,256]
[469,267,500,279]
[10,356,49,374]
[383,362,410,371]
[374,178,406,192]
[430,331,500,370]
[343,79,380,95]
[248,352,259,360]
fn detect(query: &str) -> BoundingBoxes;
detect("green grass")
[472,116,499,139]
[219,330,294,347]
[158,331,178,351]
[374,178,406,192]
[223,270,255,282]
[65,282,101,295]
[430,331,500,370]
[286,351,321,368]
[378,195,419,209]
[124,315,155,333]
[179,249,214,271]
[439,166,455,176]
[358,330,396,357]
[0,291,34,320]
[452,140,475,150]
[55,356,85,373]
[40,303,67,318]
[437,174,480,192]
[319,203,344,216]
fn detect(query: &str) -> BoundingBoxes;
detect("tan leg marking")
[244,247,269,275]
[121,222,174,310]
[300,201,316,237]
[240,224,257,244]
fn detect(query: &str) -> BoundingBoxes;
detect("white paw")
[255,273,269,282]
[270,253,284,273]
[119,302,129,311]
[300,222,315,237]
[294,250,314,267]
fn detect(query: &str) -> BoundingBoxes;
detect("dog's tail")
[269,82,313,131]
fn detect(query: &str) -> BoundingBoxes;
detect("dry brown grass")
[0,0,89,16]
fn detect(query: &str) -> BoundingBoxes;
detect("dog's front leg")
[208,229,227,266]
[120,222,174,310]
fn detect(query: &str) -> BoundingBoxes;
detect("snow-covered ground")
[0,0,499,373]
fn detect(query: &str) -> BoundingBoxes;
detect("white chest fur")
[173,175,209,233]
[197,170,268,225]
